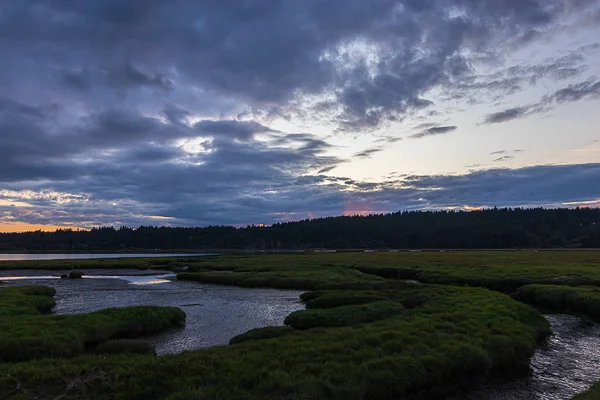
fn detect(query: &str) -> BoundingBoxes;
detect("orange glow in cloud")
[562,199,600,208]
[344,200,375,216]
[0,222,85,233]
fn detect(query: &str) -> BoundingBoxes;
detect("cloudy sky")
[1,0,600,231]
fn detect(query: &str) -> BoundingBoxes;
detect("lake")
[0,269,305,354]
[0,253,214,261]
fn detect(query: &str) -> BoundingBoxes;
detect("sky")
[1,0,600,232]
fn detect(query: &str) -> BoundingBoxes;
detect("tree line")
[1,207,600,251]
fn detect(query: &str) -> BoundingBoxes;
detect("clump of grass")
[0,286,56,318]
[68,270,84,279]
[0,286,185,362]
[303,292,387,309]
[512,284,600,321]
[285,300,405,330]
[95,339,157,356]
[229,326,294,345]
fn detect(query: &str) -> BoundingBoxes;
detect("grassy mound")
[178,267,386,290]
[285,300,405,330]
[229,326,294,345]
[0,286,185,363]
[512,284,600,321]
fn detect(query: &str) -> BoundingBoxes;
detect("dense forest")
[1,208,600,251]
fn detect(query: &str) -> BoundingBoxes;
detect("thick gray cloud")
[1,1,599,228]
[1,0,597,130]
[4,162,600,227]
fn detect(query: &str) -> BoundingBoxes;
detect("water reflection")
[0,272,177,285]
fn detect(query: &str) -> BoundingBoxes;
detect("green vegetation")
[4,251,600,399]
[0,286,185,362]
[95,340,157,356]
[0,283,549,399]
[178,250,600,293]
[513,284,600,322]
[285,300,405,330]
[0,256,212,271]
[179,267,387,290]
[229,326,294,345]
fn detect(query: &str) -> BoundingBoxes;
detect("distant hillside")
[2,208,600,251]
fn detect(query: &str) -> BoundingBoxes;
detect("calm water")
[0,270,305,354]
[0,253,214,261]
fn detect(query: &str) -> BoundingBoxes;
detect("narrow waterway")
[0,270,305,354]
[450,314,600,400]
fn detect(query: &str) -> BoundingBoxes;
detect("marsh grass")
[0,252,585,399]
[285,300,405,329]
[513,284,600,321]
[229,326,294,344]
[0,286,185,363]
[0,283,550,400]
[178,267,386,290]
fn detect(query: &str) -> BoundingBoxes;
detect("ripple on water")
[449,314,600,400]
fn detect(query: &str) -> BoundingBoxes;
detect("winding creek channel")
[2,270,600,398]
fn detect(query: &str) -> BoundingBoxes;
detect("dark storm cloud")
[1,0,596,132]
[411,125,457,139]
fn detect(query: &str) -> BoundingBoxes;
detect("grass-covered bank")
[178,251,600,292]
[513,284,600,322]
[0,286,185,363]
[0,284,549,399]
